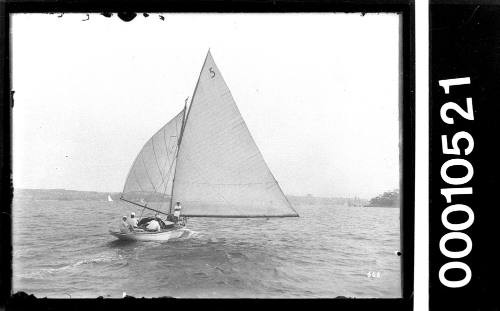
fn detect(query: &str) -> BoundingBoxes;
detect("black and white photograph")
[8,11,406,299]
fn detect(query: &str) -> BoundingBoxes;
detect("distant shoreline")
[12,188,369,207]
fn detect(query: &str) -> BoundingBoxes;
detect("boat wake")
[172,228,199,240]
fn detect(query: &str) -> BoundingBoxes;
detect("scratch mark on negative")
[462,5,480,28]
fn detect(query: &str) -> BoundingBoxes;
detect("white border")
[415,0,429,310]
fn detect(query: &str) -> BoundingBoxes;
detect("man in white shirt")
[173,202,182,223]
[146,219,161,232]
[120,216,132,233]
[128,212,138,228]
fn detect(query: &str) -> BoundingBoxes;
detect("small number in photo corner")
[367,271,381,278]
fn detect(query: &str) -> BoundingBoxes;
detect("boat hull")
[109,228,190,242]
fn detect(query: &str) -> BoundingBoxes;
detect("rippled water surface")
[13,199,401,298]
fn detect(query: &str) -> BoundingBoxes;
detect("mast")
[168,99,187,214]
[168,50,212,214]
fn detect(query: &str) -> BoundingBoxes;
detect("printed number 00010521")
[437,77,475,289]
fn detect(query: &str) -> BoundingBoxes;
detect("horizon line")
[12,187,380,200]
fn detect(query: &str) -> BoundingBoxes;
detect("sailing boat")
[109,50,298,241]
[107,194,113,202]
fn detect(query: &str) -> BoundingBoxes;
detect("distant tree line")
[366,189,399,207]
[15,189,367,207]
[14,189,117,201]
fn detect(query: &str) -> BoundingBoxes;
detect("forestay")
[172,51,298,218]
[121,109,185,212]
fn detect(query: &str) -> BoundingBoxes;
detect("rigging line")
[140,151,159,193]
[150,136,167,185]
[139,207,145,220]
[159,110,183,171]
[123,134,166,201]
[158,110,183,190]
[162,128,173,168]
[162,136,179,179]
[157,114,183,212]
[162,109,181,162]
[157,142,177,191]
[159,165,173,198]
[158,138,179,192]
[157,146,179,211]
[155,176,169,212]
[157,118,182,193]
[161,145,178,193]
[131,168,146,194]
[163,112,182,183]
[156,162,170,193]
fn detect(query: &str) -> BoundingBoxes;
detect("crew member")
[146,219,161,232]
[173,201,182,223]
[119,216,133,233]
[128,212,138,228]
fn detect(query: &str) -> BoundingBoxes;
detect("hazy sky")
[12,13,400,199]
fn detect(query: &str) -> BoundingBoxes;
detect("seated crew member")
[146,219,161,232]
[119,216,133,233]
[128,212,138,228]
[173,201,182,223]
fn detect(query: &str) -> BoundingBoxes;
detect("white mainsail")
[171,51,298,218]
[121,109,185,212]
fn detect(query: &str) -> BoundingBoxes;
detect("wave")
[73,254,123,267]
[13,249,36,259]
[17,252,124,280]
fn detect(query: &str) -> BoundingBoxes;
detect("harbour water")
[12,199,401,298]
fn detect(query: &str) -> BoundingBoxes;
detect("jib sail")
[121,109,185,214]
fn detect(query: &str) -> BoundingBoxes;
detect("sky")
[12,13,401,199]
